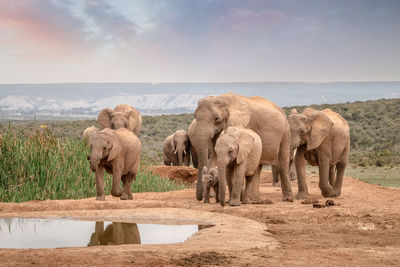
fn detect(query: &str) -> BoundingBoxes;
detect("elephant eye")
[103,146,107,150]
[299,129,306,135]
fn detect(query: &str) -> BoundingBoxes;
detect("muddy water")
[0,218,213,249]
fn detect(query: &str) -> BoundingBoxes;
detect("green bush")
[0,126,185,202]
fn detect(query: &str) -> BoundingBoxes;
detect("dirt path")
[1,171,400,266]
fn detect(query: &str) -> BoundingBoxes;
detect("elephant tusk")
[174,150,178,154]
[183,150,187,155]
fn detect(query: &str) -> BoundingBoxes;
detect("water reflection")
[0,218,213,249]
[88,222,141,246]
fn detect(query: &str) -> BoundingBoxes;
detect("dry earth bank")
[0,171,400,266]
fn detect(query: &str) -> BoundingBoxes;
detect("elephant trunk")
[217,162,227,206]
[176,145,185,166]
[89,151,102,172]
[193,128,213,201]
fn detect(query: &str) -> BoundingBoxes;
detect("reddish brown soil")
[148,166,198,185]
[1,170,400,266]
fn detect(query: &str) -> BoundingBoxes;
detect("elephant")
[271,108,299,186]
[163,129,191,166]
[82,126,100,145]
[97,104,142,136]
[188,93,294,203]
[215,126,262,206]
[88,221,141,246]
[272,148,297,186]
[88,128,141,201]
[202,166,219,203]
[288,107,350,199]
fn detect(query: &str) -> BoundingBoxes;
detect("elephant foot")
[96,195,105,201]
[111,188,122,197]
[229,199,241,206]
[295,191,309,200]
[203,198,210,203]
[332,190,341,197]
[321,187,334,198]
[272,182,281,187]
[290,173,297,181]
[282,195,294,202]
[120,193,133,200]
[241,196,251,204]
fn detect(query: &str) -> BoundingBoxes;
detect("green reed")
[0,126,185,202]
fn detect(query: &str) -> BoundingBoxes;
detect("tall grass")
[0,126,185,202]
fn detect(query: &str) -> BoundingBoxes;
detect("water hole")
[0,218,214,249]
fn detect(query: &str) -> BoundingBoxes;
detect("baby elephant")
[202,166,219,204]
[215,127,262,206]
[88,128,141,201]
[163,129,190,166]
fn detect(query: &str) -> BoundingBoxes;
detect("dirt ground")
[1,169,400,266]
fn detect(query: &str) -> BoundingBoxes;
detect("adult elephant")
[288,108,350,199]
[188,93,294,202]
[163,129,191,166]
[98,104,142,136]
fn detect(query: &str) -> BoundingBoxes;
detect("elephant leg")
[95,166,106,201]
[249,165,262,202]
[295,145,309,199]
[333,161,346,197]
[121,172,135,200]
[318,152,334,197]
[289,159,297,181]
[277,134,294,201]
[111,164,123,197]
[214,184,219,203]
[230,164,246,206]
[190,146,198,168]
[226,167,234,203]
[329,166,336,187]
[272,165,281,187]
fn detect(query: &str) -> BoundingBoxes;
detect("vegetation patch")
[0,127,185,202]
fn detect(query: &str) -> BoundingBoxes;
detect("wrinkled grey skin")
[163,129,191,166]
[202,166,219,204]
[88,128,141,201]
[288,108,350,199]
[97,104,142,136]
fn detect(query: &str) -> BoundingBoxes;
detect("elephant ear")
[222,94,251,128]
[170,135,177,153]
[98,108,114,129]
[236,131,255,164]
[108,135,122,161]
[127,109,141,132]
[307,111,333,150]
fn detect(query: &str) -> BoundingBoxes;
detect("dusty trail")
[0,171,400,266]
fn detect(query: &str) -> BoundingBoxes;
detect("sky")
[0,0,399,83]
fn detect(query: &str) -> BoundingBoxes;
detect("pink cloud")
[0,1,90,61]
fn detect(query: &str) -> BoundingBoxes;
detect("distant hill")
[0,82,399,119]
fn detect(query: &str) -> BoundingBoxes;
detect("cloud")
[0,0,91,60]
[83,0,138,46]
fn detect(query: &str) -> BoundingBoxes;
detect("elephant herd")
[83,93,350,207]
